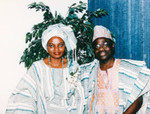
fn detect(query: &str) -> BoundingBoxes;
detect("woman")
[6,23,85,114]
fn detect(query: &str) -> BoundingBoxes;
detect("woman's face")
[47,36,65,59]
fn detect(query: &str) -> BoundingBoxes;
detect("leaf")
[69,8,75,14]
[28,2,36,9]
[44,11,53,20]
[71,3,76,7]
[79,1,83,3]
[25,32,32,43]
[38,2,45,6]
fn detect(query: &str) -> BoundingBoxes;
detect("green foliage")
[20,1,108,69]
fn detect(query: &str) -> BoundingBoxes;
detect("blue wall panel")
[88,0,150,68]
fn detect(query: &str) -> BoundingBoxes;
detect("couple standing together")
[6,23,150,114]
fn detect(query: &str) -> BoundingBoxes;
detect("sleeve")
[139,67,150,114]
[145,91,150,113]
[79,60,98,113]
[136,66,150,114]
[79,61,94,99]
[5,65,37,114]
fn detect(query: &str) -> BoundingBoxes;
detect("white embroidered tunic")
[6,60,85,114]
[90,59,150,114]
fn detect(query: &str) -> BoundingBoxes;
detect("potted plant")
[20,1,108,69]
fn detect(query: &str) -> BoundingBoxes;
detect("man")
[89,25,150,114]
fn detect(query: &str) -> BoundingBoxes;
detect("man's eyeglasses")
[95,42,109,50]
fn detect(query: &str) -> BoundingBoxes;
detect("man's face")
[92,37,115,62]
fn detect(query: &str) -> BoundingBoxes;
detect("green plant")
[20,1,108,69]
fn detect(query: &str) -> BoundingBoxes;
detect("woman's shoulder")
[32,59,44,66]
[28,59,45,71]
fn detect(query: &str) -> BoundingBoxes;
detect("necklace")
[48,56,64,87]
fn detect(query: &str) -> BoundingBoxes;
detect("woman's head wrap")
[41,23,77,52]
[92,25,115,42]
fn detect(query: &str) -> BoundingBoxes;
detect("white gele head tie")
[92,25,115,42]
[41,23,77,52]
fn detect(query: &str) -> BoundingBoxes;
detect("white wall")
[0,0,87,113]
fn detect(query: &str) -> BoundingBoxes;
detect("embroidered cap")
[92,25,115,42]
